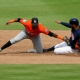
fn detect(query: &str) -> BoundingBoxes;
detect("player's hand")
[54,20,61,24]
[63,36,69,43]
[5,22,11,25]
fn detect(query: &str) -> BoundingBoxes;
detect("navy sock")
[47,46,55,51]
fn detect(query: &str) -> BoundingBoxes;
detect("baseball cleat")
[27,49,37,53]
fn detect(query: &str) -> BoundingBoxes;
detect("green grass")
[0,1,80,79]
[0,64,80,80]
[0,0,80,30]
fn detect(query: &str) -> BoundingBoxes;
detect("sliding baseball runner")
[44,18,80,54]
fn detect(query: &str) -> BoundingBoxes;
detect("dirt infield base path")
[0,30,80,64]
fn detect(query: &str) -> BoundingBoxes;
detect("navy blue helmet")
[69,18,79,25]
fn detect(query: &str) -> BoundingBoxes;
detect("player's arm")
[6,18,22,25]
[54,20,71,28]
[40,24,68,41]
[48,31,69,41]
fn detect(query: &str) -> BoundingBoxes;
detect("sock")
[47,46,55,51]
[1,41,12,50]
[43,46,55,52]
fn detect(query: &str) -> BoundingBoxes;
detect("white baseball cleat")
[27,49,37,53]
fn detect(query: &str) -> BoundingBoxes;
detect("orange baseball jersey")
[20,19,50,37]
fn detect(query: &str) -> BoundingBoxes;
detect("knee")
[54,48,63,54]
[54,49,59,54]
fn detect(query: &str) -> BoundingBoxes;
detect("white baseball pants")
[54,42,78,54]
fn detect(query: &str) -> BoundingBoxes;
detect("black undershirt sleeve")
[48,31,58,38]
[48,31,53,37]
[17,18,21,22]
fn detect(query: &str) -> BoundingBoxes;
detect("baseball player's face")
[70,24,79,30]
[70,24,76,28]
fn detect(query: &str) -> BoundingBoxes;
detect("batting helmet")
[69,18,79,25]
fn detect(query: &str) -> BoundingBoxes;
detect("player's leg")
[10,29,27,44]
[27,35,43,53]
[54,46,73,54]
[54,41,68,48]
[43,46,55,52]
[0,29,27,51]
[43,41,68,52]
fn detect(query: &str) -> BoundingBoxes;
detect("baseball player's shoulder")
[38,23,45,27]
[20,19,31,24]
[38,23,45,29]
[38,23,49,32]
[20,18,28,22]
[39,23,42,25]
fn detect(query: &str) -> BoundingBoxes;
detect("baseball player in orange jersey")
[0,17,66,53]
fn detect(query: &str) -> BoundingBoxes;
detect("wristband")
[9,20,15,23]
[57,35,63,40]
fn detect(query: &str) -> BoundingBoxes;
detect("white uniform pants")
[10,29,43,53]
[54,42,78,54]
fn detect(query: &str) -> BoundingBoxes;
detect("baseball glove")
[63,36,70,45]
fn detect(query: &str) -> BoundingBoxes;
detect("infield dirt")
[0,30,80,64]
